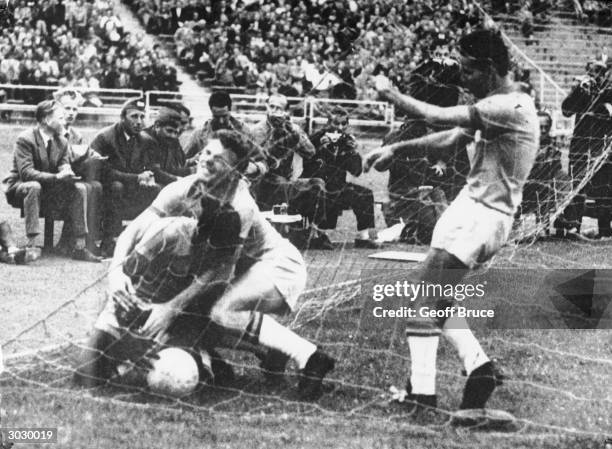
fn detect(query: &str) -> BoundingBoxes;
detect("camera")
[324,131,342,143]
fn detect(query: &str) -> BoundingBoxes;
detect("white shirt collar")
[38,127,54,147]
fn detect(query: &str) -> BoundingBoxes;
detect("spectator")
[143,107,191,185]
[89,98,160,255]
[39,51,60,82]
[520,110,563,233]
[305,107,380,248]
[54,89,104,254]
[2,99,100,261]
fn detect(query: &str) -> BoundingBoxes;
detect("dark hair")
[458,29,510,77]
[329,106,349,119]
[35,100,61,123]
[209,91,232,110]
[213,129,252,173]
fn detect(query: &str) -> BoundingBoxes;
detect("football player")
[365,29,539,419]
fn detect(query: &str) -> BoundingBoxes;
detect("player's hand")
[364,146,394,172]
[108,268,136,296]
[431,160,447,177]
[140,303,179,340]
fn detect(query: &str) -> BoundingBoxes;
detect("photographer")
[305,107,379,249]
[380,58,466,245]
[252,94,330,249]
[560,60,612,238]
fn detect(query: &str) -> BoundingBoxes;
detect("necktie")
[46,139,53,165]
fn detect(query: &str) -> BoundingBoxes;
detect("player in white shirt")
[365,29,539,418]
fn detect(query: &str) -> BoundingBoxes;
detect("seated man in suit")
[143,107,192,186]
[55,89,105,254]
[90,98,161,256]
[2,100,100,262]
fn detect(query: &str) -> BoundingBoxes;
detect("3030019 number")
[1,428,58,443]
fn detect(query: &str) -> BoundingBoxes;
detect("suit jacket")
[90,122,158,186]
[3,127,70,206]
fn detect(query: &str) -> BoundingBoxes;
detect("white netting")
[1,1,611,447]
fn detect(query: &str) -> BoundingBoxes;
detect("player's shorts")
[237,239,307,311]
[430,191,513,269]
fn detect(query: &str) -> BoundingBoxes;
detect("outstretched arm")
[375,76,475,128]
[364,127,474,172]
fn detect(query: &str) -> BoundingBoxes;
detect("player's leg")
[405,193,510,412]
[73,328,122,387]
[208,245,335,398]
[403,247,468,409]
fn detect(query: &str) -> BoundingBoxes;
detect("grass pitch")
[0,124,611,449]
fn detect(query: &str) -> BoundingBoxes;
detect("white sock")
[258,315,317,369]
[408,336,439,395]
[443,317,490,375]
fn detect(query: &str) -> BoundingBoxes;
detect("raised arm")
[376,76,475,128]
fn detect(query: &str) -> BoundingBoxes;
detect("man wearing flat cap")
[2,100,101,261]
[143,107,192,185]
[90,97,161,256]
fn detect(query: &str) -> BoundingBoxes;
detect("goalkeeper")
[365,29,539,420]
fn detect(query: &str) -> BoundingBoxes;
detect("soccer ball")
[146,348,201,398]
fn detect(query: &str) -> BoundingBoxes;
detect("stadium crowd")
[0,0,180,105]
[126,0,484,99]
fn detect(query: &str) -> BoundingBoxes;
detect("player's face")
[122,110,145,135]
[459,55,490,99]
[59,96,79,125]
[196,139,237,186]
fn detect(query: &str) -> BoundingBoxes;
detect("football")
[146,348,201,398]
